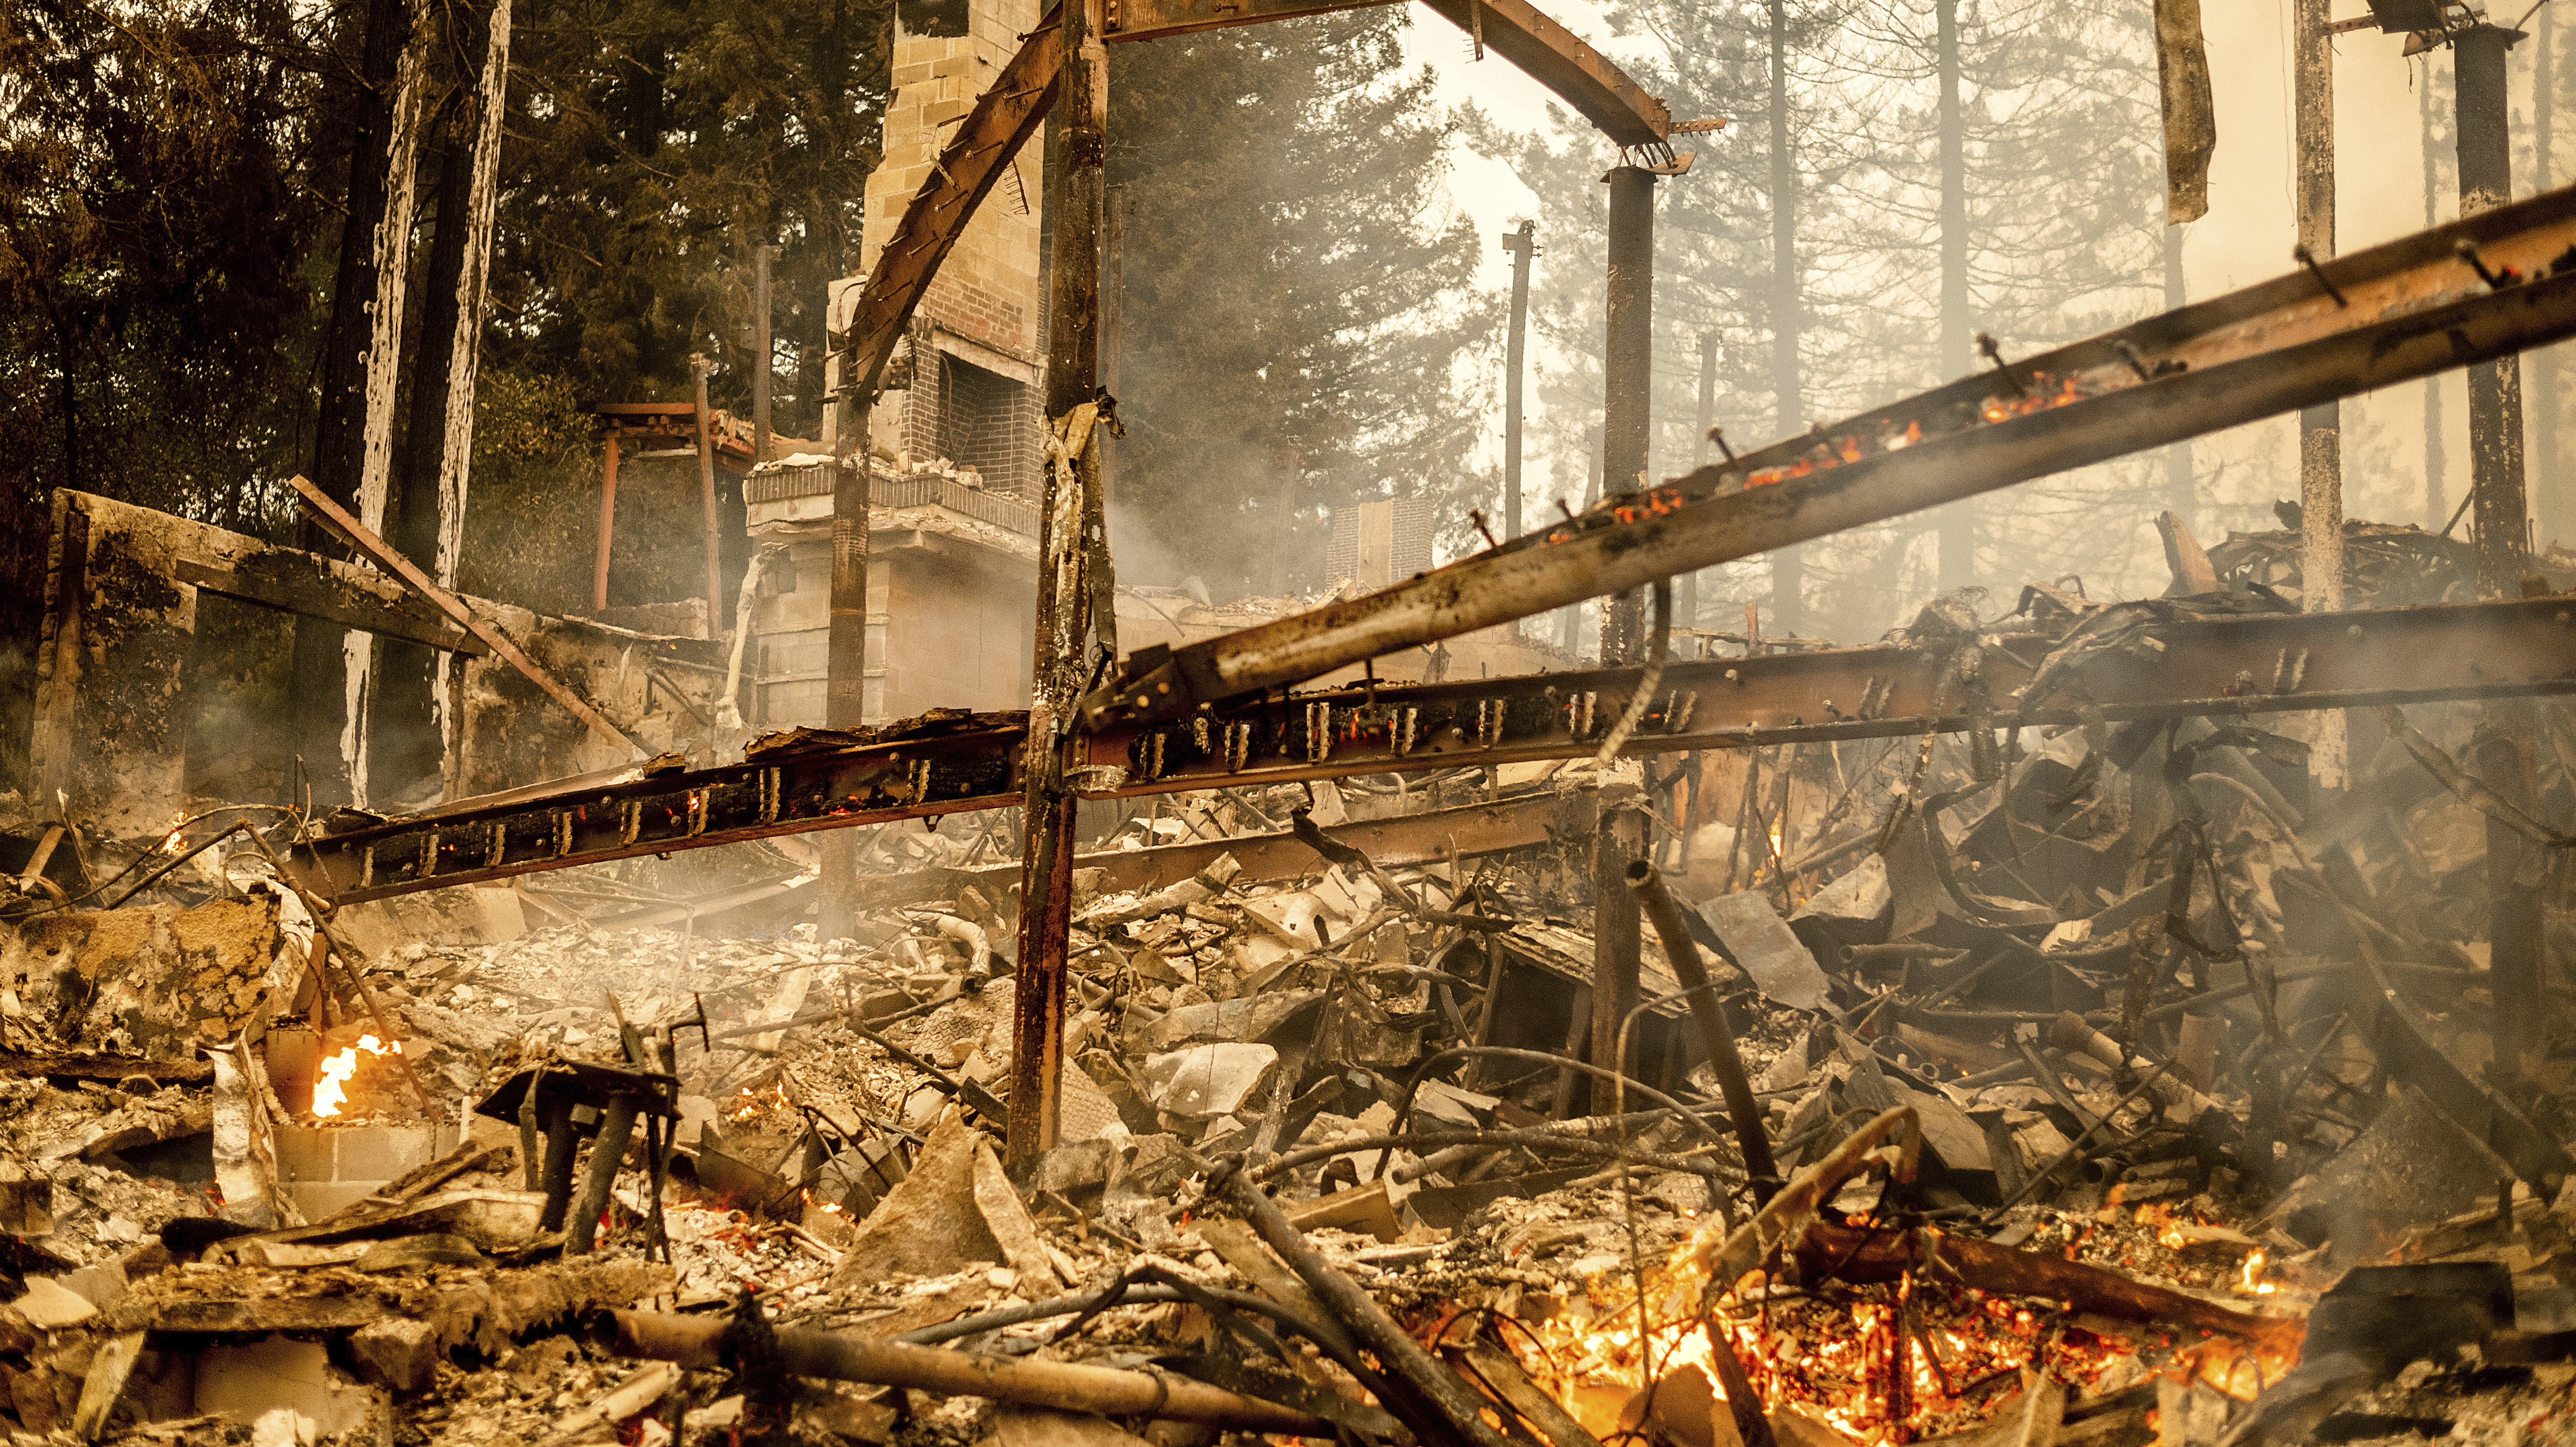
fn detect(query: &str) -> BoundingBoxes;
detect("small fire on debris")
[311,1034,398,1118]
[732,1084,791,1121]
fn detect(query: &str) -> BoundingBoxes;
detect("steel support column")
[1009,0,1109,1172]
[1600,167,1656,666]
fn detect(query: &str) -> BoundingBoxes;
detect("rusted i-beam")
[278,594,2576,904]
[1081,183,2576,727]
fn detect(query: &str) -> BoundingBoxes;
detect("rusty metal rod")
[1229,1170,1513,1447]
[1626,859,1780,1201]
[584,1309,1330,1434]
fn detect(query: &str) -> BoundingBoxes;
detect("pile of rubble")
[7,540,2576,1447]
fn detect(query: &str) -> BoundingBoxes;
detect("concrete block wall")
[272,1119,459,1220]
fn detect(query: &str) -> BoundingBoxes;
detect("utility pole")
[1684,330,1717,631]
[1009,0,1110,1171]
[1934,0,1973,592]
[1502,220,1536,542]
[820,302,877,946]
[2455,19,2541,1080]
[2162,226,2191,528]
[2293,0,2345,793]
[2425,51,2448,531]
[1766,0,1805,638]
[753,244,775,466]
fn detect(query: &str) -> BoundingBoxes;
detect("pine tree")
[1104,10,1496,598]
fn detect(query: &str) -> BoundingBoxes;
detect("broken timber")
[282,592,2576,902]
[1084,181,2576,725]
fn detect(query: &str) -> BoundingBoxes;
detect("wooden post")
[691,354,723,641]
[1008,0,1109,1172]
[753,244,775,467]
[595,429,619,613]
[2294,0,2347,793]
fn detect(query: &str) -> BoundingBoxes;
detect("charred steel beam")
[837,0,1669,400]
[1081,183,2576,728]
[838,16,1067,400]
[1101,0,1670,148]
[283,594,2576,904]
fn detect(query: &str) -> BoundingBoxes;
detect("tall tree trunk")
[373,75,474,806]
[2535,6,2560,549]
[2425,51,2448,531]
[309,0,413,522]
[1934,0,1972,592]
[1766,0,1803,638]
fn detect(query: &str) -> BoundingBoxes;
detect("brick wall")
[862,0,1043,362]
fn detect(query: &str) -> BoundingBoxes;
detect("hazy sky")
[1391,0,2545,544]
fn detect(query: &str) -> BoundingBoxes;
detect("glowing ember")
[1505,1213,2293,1444]
[311,1034,397,1117]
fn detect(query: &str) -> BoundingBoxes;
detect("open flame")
[731,1083,792,1122]
[311,1034,396,1118]
[2239,1251,2277,1296]
[2134,1201,2191,1251]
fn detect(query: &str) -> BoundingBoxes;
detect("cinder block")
[268,1125,334,1183]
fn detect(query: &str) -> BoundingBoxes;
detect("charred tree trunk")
[375,75,476,805]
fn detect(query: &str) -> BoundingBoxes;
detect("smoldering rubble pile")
[9,559,2576,1446]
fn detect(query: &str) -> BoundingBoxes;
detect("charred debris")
[5,513,2576,1447]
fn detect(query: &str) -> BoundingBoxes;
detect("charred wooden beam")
[279,593,2576,903]
[1082,184,2576,726]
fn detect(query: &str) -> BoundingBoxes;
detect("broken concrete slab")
[13,1276,99,1328]
[1142,1044,1277,1120]
[192,1336,374,1438]
[1696,891,1831,1012]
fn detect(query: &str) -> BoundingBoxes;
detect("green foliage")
[1106,10,1498,597]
